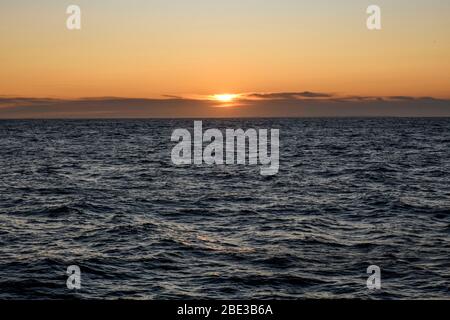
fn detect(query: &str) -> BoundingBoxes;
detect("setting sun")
[213,94,238,103]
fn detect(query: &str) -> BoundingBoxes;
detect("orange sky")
[0,0,449,100]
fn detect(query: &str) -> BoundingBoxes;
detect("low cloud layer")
[0,93,449,118]
[245,91,333,99]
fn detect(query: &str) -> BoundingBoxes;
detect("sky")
[0,0,449,117]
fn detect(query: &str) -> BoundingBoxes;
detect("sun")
[213,94,238,103]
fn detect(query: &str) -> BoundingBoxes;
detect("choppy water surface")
[0,118,449,299]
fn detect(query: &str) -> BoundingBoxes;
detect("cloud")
[245,91,333,100]
[386,96,445,102]
[0,97,62,107]
[162,94,185,100]
[0,94,449,118]
[388,96,417,101]
[0,97,217,118]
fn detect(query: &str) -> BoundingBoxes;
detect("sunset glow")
[1,1,449,101]
[212,94,239,103]
[0,1,449,119]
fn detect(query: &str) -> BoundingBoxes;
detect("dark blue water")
[0,118,449,299]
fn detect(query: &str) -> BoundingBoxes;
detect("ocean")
[0,118,449,299]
